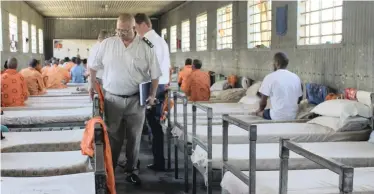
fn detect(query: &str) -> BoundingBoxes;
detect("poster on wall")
[53,39,97,59]
[54,40,63,49]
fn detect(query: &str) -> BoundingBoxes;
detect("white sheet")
[67,83,88,87]
[221,167,374,194]
[1,107,91,125]
[172,123,371,144]
[1,151,91,177]
[1,130,84,152]
[191,142,374,170]
[28,95,90,102]
[1,172,95,194]
[42,87,88,96]
[172,103,257,116]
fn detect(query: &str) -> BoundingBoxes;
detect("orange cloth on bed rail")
[81,117,116,194]
[160,91,174,121]
[95,80,104,114]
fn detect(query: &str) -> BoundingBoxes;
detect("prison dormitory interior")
[1,0,374,194]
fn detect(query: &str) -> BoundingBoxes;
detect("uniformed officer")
[89,13,161,186]
[134,13,171,171]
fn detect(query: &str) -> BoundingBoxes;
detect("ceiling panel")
[25,1,184,18]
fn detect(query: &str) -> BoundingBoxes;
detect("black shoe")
[126,174,141,185]
[147,164,165,172]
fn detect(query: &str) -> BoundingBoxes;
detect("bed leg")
[192,166,197,194]
[174,139,179,179]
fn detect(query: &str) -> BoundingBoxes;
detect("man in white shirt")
[255,52,303,121]
[134,13,170,171]
[87,30,109,86]
[89,13,162,185]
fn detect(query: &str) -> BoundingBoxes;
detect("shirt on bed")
[259,69,302,120]
[1,69,29,107]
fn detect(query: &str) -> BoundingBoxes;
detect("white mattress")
[172,123,371,144]
[1,107,91,125]
[191,142,374,170]
[1,151,91,177]
[1,172,95,194]
[67,83,88,87]
[172,103,258,116]
[43,87,88,96]
[221,167,374,194]
[1,130,84,152]
[28,95,90,101]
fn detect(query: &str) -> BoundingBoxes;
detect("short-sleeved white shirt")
[144,30,170,85]
[87,41,103,79]
[259,69,302,120]
[91,36,162,96]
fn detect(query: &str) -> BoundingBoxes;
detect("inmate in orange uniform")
[184,59,210,102]
[1,59,29,107]
[178,58,193,92]
[19,60,46,95]
[44,63,70,89]
[64,61,75,72]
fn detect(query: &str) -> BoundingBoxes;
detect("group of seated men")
[177,52,303,121]
[0,56,89,107]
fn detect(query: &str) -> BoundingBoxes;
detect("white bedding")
[172,123,371,144]
[1,172,95,194]
[172,103,257,116]
[28,95,90,102]
[67,83,88,87]
[1,130,84,152]
[221,167,374,194]
[42,87,88,96]
[1,151,91,177]
[1,107,92,125]
[191,142,374,170]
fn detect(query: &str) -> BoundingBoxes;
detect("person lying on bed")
[1,57,28,107]
[178,58,193,92]
[44,59,70,89]
[184,59,210,101]
[254,52,303,120]
[20,59,46,96]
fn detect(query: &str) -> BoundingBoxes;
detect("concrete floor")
[114,136,221,194]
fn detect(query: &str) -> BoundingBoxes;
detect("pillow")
[210,80,228,91]
[217,88,246,101]
[311,99,372,119]
[246,81,262,96]
[307,116,370,132]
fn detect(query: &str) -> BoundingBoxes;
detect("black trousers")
[145,84,166,167]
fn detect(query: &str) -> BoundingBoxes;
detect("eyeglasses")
[116,28,134,35]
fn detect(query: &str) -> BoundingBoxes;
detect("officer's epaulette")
[142,37,154,48]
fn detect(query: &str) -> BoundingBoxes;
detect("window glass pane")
[310,37,319,44]
[321,9,333,21]
[311,11,319,23]
[321,22,333,35]
[334,21,342,34]
[310,24,320,36]
[217,4,232,50]
[321,0,334,9]
[334,7,342,20]
[310,1,320,11]
[321,35,333,43]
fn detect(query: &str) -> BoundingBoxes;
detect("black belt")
[110,92,139,98]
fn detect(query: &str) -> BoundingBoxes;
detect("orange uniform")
[44,64,71,89]
[64,62,75,72]
[19,67,46,96]
[184,69,210,102]
[178,65,192,92]
[1,69,29,107]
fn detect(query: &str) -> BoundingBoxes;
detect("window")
[9,14,18,52]
[170,25,177,53]
[196,13,208,51]
[0,10,3,51]
[31,25,37,53]
[22,21,29,53]
[38,29,43,54]
[161,28,167,40]
[298,0,343,45]
[217,4,233,50]
[181,20,190,52]
[248,0,272,48]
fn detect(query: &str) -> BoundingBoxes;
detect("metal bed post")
[279,138,289,194]
[278,138,354,194]
[173,91,179,179]
[167,90,172,170]
[221,115,257,194]
[94,123,107,194]
[183,97,189,193]
[93,95,101,118]
[192,104,197,194]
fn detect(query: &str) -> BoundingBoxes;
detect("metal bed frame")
[278,138,354,194]
[94,122,108,194]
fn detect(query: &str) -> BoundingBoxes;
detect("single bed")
[67,82,88,87]
[1,151,91,177]
[221,167,374,194]
[1,129,84,152]
[1,172,95,194]
[1,107,91,127]
[172,122,371,144]
[41,87,88,96]
[191,141,374,172]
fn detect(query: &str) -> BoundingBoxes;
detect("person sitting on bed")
[254,52,303,120]
[1,57,28,107]
[19,59,46,96]
[184,59,210,102]
[178,58,193,92]
[44,59,70,89]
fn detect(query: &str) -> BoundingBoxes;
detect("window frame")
[247,0,272,49]
[38,29,44,54]
[196,12,208,51]
[181,20,190,52]
[170,25,177,53]
[31,24,37,54]
[297,0,343,46]
[9,13,18,52]
[161,28,167,40]
[22,20,29,53]
[216,4,233,50]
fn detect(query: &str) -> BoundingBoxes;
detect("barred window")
[181,20,190,52]
[248,0,272,48]
[22,21,29,53]
[217,4,232,50]
[9,14,18,52]
[196,13,207,51]
[38,29,44,54]
[31,25,37,53]
[170,25,177,53]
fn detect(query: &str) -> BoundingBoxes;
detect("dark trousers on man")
[146,84,166,169]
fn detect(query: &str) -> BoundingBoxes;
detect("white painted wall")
[53,39,97,59]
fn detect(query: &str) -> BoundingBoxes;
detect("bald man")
[90,13,161,185]
[1,58,28,107]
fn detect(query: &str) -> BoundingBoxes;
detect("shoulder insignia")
[142,37,154,48]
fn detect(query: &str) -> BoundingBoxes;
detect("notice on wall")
[53,39,97,59]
